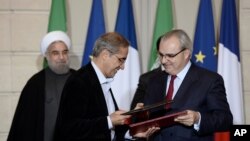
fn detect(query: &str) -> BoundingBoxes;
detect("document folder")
[122,100,173,115]
[129,110,187,136]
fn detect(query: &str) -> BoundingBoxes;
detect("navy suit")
[55,63,127,141]
[131,63,233,141]
[130,66,162,109]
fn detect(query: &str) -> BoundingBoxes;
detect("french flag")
[215,1,244,140]
[217,0,244,125]
[81,0,105,66]
[111,0,141,110]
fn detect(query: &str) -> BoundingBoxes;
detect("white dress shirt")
[91,61,116,140]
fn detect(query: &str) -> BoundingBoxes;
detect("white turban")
[40,31,71,56]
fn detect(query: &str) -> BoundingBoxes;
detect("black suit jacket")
[131,66,162,109]
[7,68,75,141]
[131,63,233,141]
[55,63,127,141]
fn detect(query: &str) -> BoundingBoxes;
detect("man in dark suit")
[131,29,233,141]
[131,35,163,110]
[130,66,162,110]
[7,31,75,141]
[55,32,157,141]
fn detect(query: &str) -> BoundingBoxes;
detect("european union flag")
[191,0,217,72]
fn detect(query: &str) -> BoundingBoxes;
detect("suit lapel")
[85,63,109,115]
[172,64,199,108]
[145,71,167,104]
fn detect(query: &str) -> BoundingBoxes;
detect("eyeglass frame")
[105,48,126,64]
[158,48,186,59]
[113,54,126,64]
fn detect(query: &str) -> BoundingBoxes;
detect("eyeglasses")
[158,48,186,59]
[113,54,126,64]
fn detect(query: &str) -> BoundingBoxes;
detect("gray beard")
[48,62,70,74]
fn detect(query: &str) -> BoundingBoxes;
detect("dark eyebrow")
[158,48,186,58]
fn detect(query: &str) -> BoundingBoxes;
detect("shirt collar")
[91,61,113,85]
[176,61,191,80]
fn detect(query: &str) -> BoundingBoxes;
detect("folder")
[123,100,173,125]
[129,110,187,136]
[122,100,173,115]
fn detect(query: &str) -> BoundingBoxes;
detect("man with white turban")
[7,31,76,141]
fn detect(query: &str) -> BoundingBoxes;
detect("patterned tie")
[165,75,177,109]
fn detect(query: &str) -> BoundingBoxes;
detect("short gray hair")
[159,29,193,55]
[92,32,129,57]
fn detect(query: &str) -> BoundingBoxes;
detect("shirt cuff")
[125,130,138,140]
[193,112,201,131]
[107,116,113,129]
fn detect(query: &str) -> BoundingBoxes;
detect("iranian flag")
[148,0,174,70]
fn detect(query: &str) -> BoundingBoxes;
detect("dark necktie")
[165,75,176,109]
[109,88,118,110]
[109,88,118,141]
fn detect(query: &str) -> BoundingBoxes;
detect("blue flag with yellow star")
[191,0,217,72]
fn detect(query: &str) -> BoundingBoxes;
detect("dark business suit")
[131,63,233,141]
[55,63,127,141]
[130,66,162,109]
[7,68,75,141]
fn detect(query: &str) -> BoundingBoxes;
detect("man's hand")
[134,103,144,110]
[133,127,160,139]
[174,110,200,126]
[110,110,131,126]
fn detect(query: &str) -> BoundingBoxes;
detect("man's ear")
[184,49,191,59]
[100,49,110,60]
